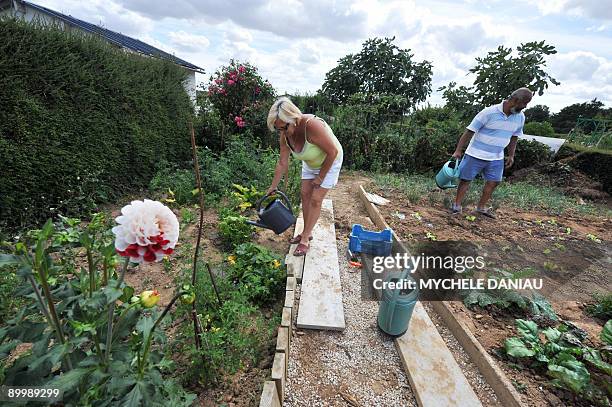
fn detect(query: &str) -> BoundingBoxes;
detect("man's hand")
[452,150,462,159]
[266,186,277,196]
[505,156,515,169]
[312,176,322,189]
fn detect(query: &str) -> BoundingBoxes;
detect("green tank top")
[286,116,343,169]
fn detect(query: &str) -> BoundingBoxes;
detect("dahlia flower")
[112,199,179,263]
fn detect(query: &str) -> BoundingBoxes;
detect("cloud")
[38,0,153,37]
[532,0,612,20]
[564,0,612,20]
[549,51,602,81]
[168,31,210,52]
[428,22,503,54]
[121,0,369,41]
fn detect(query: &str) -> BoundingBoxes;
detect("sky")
[33,0,612,113]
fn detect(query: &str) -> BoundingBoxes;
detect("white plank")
[395,302,482,407]
[365,191,390,205]
[296,199,345,331]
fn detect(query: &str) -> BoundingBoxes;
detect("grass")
[373,172,609,215]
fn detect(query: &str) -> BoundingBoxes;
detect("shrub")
[226,243,285,305]
[511,139,552,171]
[203,60,275,148]
[218,214,254,249]
[0,19,194,231]
[523,121,555,137]
[149,166,197,206]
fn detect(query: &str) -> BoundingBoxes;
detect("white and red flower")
[112,199,179,263]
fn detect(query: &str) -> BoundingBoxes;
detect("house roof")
[20,0,205,73]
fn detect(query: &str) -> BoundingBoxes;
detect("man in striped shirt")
[451,88,533,218]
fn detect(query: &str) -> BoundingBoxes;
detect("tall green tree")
[320,37,433,114]
[524,104,551,123]
[551,98,605,133]
[440,41,560,117]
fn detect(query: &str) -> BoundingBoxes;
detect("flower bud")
[140,290,160,308]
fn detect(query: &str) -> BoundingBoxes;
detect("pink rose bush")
[112,199,179,263]
[204,59,275,133]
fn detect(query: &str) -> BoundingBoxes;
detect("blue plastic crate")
[349,224,393,256]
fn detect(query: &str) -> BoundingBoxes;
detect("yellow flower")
[227,255,236,265]
[273,260,281,269]
[211,326,220,333]
[140,290,160,308]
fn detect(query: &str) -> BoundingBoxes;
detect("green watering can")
[377,270,419,337]
[435,157,461,189]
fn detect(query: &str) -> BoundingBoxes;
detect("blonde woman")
[266,97,343,256]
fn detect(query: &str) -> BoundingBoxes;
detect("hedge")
[0,18,194,231]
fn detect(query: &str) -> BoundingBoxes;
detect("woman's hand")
[312,176,322,189]
[266,186,278,196]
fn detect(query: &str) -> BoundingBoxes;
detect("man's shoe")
[475,207,496,219]
[450,204,462,215]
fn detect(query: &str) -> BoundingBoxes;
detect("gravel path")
[285,239,417,407]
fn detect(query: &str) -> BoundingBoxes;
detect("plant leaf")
[547,353,590,393]
[48,367,91,392]
[0,254,21,267]
[542,327,562,343]
[601,320,612,346]
[505,337,535,357]
[530,293,558,320]
[516,319,539,344]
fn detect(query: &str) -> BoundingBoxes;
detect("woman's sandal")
[293,243,309,256]
[289,234,313,244]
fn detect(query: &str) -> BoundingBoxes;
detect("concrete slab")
[259,381,281,407]
[396,302,482,407]
[296,199,345,331]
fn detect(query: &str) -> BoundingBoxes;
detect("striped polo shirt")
[465,102,525,161]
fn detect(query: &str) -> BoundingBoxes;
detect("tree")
[440,41,560,117]
[524,104,550,123]
[320,37,433,114]
[550,99,605,134]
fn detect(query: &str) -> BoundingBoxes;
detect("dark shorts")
[458,154,504,182]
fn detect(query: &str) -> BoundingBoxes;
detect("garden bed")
[370,173,611,406]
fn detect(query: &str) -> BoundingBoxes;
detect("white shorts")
[301,158,343,189]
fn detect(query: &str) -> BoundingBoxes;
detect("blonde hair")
[267,97,302,131]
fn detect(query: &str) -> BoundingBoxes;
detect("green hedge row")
[0,19,194,231]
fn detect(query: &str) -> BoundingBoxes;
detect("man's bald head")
[510,88,533,103]
[508,87,533,114]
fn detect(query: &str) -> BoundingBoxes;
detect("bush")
[0,19,193,231]
[226,243,285,305]
[511,139,552,171]
[218,214,254,249]
[149,166,197,206]
[202,60,275,149]
[523,121,555,137]
[331,104,464,173]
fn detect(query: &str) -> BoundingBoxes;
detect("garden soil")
[370,176,611,407]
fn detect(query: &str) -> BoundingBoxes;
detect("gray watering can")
[246,190,296,234]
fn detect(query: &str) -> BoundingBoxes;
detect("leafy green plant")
[0,218,195,405]
[587,293,612,321]
[226,243,285,306]
[230,183,264,213]
[218,214,254,249]
[504,319,611,406]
